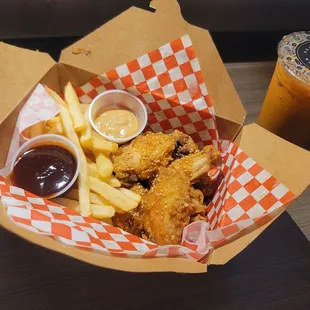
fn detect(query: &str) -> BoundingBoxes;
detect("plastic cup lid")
[278,31,310,85]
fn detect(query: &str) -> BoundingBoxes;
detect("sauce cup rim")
[88,90,148,144]
[10,134,80,199]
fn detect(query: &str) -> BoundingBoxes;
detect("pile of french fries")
[24,82,141,224]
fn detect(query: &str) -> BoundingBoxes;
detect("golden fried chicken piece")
[189,188,208,222]
[142,145,220,245]
[112,184,149,237]
[111,130,198,185]
[171,130,198,158]
[112,132,175,185]
[194,171,222,200]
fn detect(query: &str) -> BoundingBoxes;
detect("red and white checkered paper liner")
[0,35,296,262]
[75,35,219,150]
[0,84,60,176]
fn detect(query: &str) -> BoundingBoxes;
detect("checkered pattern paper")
[0,84,60,177]
[75,35,219,149]
[0,35,296,262]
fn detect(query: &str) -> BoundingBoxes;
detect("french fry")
[46,86,91,216]
[118,188,141,204]
[91,193,112,206]
[22,127,31,139]
[91,204,115,219]
[30,122,44,138]
[65,188,111,206]
[87,173,120,189]
[46,116,61,127]
[94,151,113,180]
[86,157,100,178]
[91,130,118,153]
[52,197,115,220]
[89,176,139,212]
[80,105,93,149]
[106,176,121,188]
[47,122,64,135]
[61,111,90,215]
[47,124,57,134]
[55,121,64,135]
[64,82,86,132]
[87,162,99,178]
[46,116,64,135]
[90,192,109,205]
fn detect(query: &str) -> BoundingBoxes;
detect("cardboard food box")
[0,0,310,273]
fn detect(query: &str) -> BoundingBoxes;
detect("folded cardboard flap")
[60,0,246,141]
[60,2,186,75]
[208,124,310,265]
[0,64,60,168]
[57,63,97,91]
[0,99,25,167]
[0,43,55,127]
[0,0,309,273]
[1,65,307,273]
[216,115,243,141]
[235,123,310,196]
[40,64,62,94]
[0,206,206,273]
[209,204,286,265]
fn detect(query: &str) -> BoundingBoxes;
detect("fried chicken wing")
[171,130,198,159]
[142,145,220,245]
[194,170,224,205]
[111,130,198,185]
[111,132,175,185]
[112,183,149,237]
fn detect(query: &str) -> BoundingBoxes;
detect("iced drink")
[258,31,310,147]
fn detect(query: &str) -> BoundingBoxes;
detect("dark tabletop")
[1,212,310,310]
[1,39,310,310]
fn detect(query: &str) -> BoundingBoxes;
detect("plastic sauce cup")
[89,90,148,144]
[10,134,80,199]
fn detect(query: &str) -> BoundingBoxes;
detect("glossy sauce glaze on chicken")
[112,130,221,245]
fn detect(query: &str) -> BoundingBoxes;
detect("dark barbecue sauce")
[11,145,76,197]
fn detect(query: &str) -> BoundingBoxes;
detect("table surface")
[1,212,310,310]
[1,42,310,309]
